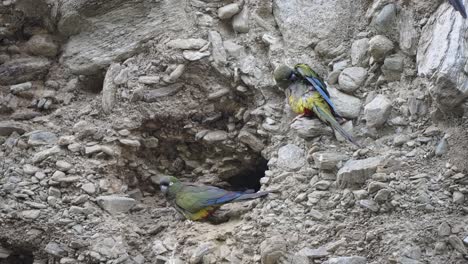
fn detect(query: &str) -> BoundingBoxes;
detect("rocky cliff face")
[1,0,468,263]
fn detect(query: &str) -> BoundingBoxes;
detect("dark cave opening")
[225,157,268,192]
[0,250,33,264]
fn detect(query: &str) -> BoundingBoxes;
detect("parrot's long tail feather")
[450,0,467,18]
[313,106,362,148]
[233,191,270,202]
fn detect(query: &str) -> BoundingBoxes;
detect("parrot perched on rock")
[159,176,270,221]
[448,0,467,18]
[273,63,361,148]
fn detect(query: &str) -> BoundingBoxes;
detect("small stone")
[166,64,185,83]
[309,209,325,220]
[435,137,448,157]
[24,201,47,209]
[463,236,468,246]
[35,171,46,180]
[297,247,329,259]
[21,210,41,219]
[45,242,67,257]
[96,195,136,215]
[28,131,58,146]
[0,57,51,85]
[394,134,410,146]
[114,67,129,85]
[232,6,249,33]
[369,35,394,62]
[364,95,392,128]
[223,40,244,58]
[166,38,208,50]
[49,187,61,198]
[434,241,447,254]
[438,222,451,237]
[0,121,29,136]
[25,34,58,57]
[374,189,390,203]
[328,87,362,119]
[453,191,464,204]
[367,182,387,194]
[51,170,66,180]
[203,130,228,142]
[57,135,75,146]
[81,183,96,195]
[260,237,287,264]
[56,160,73,171]
[32,146,61,164]
[382,54,404,81]
[85,145,102,155]
[189,243,215,264]
[68,143,81,152]
[119,139,141,148]
[182,50,210,61]
[208,31,227,65]
[277,144,306,172]
[291,118,333,139]
[208,88,230,100]
[102,63,121,114]
[448,235,468,255]
[218,3,240,20]
[372,4,397,34]
[142,137,159,149]
[325,256,367,264]
[312,151,348,171]
[152,240,168,255]
[238,130,264,152]
[138,76,160,84]
[128,189,143,201]
[351,38,370,66]
[338,67,368,93]
[10,82,33,94]
[358,199,380,212]
[314,180,331,190]
[337,157,384,188]
[23,164,39,175]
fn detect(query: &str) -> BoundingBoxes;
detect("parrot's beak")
[160,185,168,194]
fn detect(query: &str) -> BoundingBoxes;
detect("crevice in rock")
[225,157,268,192]
[0,247,34,264]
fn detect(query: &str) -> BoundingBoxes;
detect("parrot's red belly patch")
[303,108,314,117]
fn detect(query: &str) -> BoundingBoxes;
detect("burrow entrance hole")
[122,115,269,193]
[0,248,34,264]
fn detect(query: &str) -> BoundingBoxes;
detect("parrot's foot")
[289,114,305,125]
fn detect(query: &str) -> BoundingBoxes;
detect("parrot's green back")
[163,178,269,221]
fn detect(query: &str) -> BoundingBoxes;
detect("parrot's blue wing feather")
[449,0,467,18]
[198,187,241,206]
[305,76,340,116]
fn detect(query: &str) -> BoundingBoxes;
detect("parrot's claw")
[289,114,304,125]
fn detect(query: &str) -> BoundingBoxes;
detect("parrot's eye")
[169,182,174,186]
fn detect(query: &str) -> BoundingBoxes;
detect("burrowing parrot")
[273,63,361,147]
[448,0,467,18]
[159,176,269,221]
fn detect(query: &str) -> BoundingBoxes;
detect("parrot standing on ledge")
[159,176,270,221]
[273,63,361,148]
[448,0,467,18]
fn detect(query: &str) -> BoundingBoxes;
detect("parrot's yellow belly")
[188,206,218,221]
[288,95,314,115]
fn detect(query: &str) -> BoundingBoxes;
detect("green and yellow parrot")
[273,63,361,147]
[159,176,269,221]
